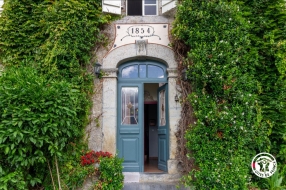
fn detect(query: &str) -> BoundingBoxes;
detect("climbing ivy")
[241,0,286,166]
[172,0,275,189]
[0,0,113,188]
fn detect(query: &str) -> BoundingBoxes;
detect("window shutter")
[0,0,4,13]
[102,0,121,15]
[162,0,176,14]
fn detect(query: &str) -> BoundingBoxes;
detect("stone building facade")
[86,0,182,183]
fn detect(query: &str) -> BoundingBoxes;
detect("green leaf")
[4,146,9,154]
[29,137,36,144]
[11,143,15,150]
[18,121,23,127]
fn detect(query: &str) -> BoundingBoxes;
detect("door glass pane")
[122,65,138,78]
[139,65,146,78]
[148,65,164,78]
[144,5,156,15]
[122,87,139,125]
[159,90,166,126]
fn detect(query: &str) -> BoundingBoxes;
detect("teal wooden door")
[117,60,168,172]
[157,84,169,172]
[117,83,144,172]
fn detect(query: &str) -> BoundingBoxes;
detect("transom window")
[121,64,164,78]
[127,0,157,16]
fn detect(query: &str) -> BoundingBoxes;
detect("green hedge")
[0,66,84,188]
[0,0,113,188]
[173,0,271,189]
[241,0,286,166]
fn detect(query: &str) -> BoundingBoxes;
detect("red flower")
[81,150,113,166]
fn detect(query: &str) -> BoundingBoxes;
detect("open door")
[157,84,169,171]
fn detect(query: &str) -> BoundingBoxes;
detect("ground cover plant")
[173,0,286,189]
[0,0,122,189]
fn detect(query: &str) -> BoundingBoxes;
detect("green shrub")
[94,156,124,190]
[241,0,286,167]
[173,0,270,189]
[0,65,84,187]
[0,170,27,190]
[0,0,113,188]
[265,166,286,190]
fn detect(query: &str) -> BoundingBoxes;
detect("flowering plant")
[81,151,112,166]
[80,150,124,189]
[95,151,112,158]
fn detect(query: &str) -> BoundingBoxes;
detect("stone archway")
[100,43,180,174]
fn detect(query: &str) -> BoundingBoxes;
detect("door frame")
[117,60,168,172]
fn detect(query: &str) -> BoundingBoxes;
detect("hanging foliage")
[0,0,113,188]
[241,0,286,166]
[173,0,272,189]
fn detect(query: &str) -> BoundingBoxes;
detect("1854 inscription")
[121,25,161,41]
[110,24,170,51]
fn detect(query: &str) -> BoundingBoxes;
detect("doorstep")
[123,172,182,183]
[122,182,191,190]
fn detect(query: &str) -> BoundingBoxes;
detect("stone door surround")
[101,43,180,174]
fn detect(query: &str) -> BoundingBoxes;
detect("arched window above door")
[122,64,164,78]
[121,62,165,79]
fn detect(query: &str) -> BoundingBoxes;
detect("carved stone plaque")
[136,40,147,55]
[112,24,170,50]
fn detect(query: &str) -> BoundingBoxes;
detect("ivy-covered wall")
[0,0,124,189]
[241,0,286,166]
[173,0,286,189]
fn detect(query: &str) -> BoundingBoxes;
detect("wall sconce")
[94,62,102,78]
[175,94,179,110]
[181,69,188,81]
[175,94,179,103]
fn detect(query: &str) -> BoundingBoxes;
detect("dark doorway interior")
[144,103,163,173]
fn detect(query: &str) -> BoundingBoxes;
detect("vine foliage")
[172,0,284,189]
[0,0,113,189]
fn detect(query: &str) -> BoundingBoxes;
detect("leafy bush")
[0,0,113,188]
[173,0,270,189]
[0,65,84,187]
[265,166,286,190]
[241,0,286,167]
[46,149,124,190]
[0,170,26,190]
[94,156,124,190]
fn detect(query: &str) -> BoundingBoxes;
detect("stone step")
[123,182,191,190]
[140,173,182,182]
[123,172,182,183]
